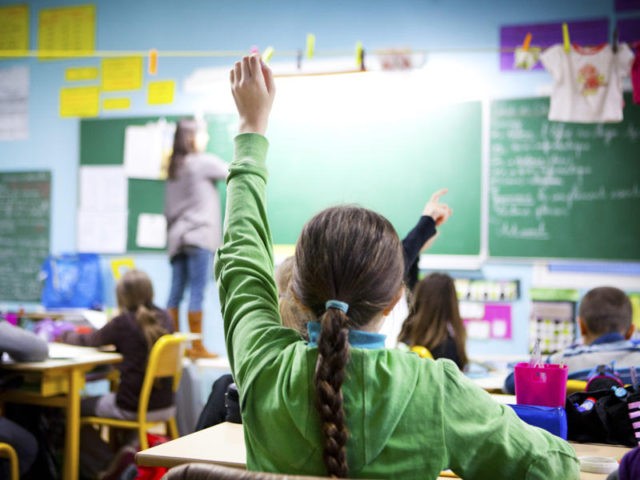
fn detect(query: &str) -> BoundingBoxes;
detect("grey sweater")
[164,152,229,258]
[0,321,48,362]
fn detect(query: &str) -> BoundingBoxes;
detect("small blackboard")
[0,171,50,301]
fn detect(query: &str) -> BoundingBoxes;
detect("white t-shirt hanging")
[540,43,634,123]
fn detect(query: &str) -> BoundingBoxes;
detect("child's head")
[291,205,404,478]
[579,286,633,342]
[116,269,154,311]
[398,272,468,368]
[275,256,314,335]
[116,269,167,349]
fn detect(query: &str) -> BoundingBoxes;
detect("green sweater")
[215,133,580,479]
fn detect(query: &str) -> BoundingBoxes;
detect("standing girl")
[165,118,228,358]
[398,272,469,370]
[216,55,579,479]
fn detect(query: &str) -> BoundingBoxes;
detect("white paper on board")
[136,213,166,248]
[124,121,175,179]
[77,210,127,254]
[79,166,127,211]
[0,66,29,141]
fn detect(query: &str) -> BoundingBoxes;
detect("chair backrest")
[161,463,339,480]
[138,333,187,419]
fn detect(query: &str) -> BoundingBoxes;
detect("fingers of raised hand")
[429,188,448,203]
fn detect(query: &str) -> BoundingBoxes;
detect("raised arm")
[215,55,298,389]
[403,188,452,289]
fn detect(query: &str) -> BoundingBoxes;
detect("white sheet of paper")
[466,320,491,340]
[81,308,108,329]
[77,210,127,253]
[79,166,127,211]
[124,121,175,179]
[136,213,166,248]
[0,65,29,140]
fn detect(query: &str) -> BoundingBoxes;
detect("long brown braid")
[292,206,404,477]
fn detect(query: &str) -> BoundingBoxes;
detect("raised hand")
[230,54,276,135]
[422,188,452,227]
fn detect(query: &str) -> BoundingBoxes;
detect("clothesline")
[0,44,626,59]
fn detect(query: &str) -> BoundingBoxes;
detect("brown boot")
[186,311,218,359]
[167,307,180,332]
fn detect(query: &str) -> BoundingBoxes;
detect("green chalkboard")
[0,171,50,301]
[265,101,482,254]
[79,103,482,255]
[489,95,640,260]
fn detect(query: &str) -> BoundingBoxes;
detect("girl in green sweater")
[215,54,579,479]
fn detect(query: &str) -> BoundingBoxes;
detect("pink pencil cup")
[514,362,569,408]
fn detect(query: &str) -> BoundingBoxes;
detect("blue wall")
[1,0,638,358]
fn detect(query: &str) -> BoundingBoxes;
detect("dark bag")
[566,386,640,446]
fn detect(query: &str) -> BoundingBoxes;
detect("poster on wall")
[0,65,28,140]
[38,4,95,59]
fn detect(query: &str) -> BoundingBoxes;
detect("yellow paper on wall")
[0,4,29,56]
[103,98,131,110]
[147,80,175,105]
[38,5,95,59]
[110,258,135,281]
[60,86,99,117]
[102,57,143,91]
[65,66,99,81]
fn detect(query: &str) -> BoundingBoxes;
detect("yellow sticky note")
[0,4,29,56]
[102,56,143,91]
[110,258,135,281]
[60,86,99,118]
[65,66,99,81]
[102,98,131,110]
[38,5,95,59]
[147,80,175,105]
[305,33,315,59]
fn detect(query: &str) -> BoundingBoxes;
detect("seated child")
[58,269,174,479]
[0,320,48,478]
[397,272,468,370]
[505,286,638,393]
[215,53,579,478]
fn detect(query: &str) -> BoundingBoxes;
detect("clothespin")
[306,33,315,59]
[249,45,259,55]
[355,41,366,71]
[148,49,158,75]
[562,23,571,53]
[522,33,532,52]
[262,46,274,64]
[612,26,619,54]
[296,49,303,70]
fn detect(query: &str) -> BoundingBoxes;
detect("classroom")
[1,0,640,479]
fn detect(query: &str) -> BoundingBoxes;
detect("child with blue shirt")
[505,286,638,393]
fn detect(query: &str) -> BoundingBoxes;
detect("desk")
[0,343,123,480]
[136,422,630,479]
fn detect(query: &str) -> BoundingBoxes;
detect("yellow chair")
[410,345,434,360]
[0,442,19,480]
[81,333,187,450]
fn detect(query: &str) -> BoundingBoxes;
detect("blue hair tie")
[325,300,349,314]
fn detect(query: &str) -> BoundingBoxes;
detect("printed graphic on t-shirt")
[578,64,606,95]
